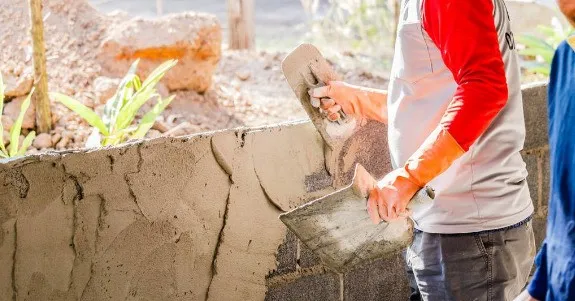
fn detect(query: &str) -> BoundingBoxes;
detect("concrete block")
[343,252,410,301]
[332,120,391,187]
[524,153,539,215]
[265,273,340,301]
[522,82,549,150]
[298,242,321,269]
[542,150,550,215]
[532,218,547,251]
[269,231,298,277]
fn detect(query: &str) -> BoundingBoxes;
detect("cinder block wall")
[265,82,550,301]
[0,83,548,301]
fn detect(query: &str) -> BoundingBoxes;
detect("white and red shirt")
[387,0,533,233]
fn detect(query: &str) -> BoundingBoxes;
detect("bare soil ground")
[1,0,547,154]
[0,0,387,153]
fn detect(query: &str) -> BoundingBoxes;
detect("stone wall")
[0,83,548,301]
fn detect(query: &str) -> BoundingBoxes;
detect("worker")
[311,0,536,300]
[514,1,575,300]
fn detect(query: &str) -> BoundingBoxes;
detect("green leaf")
[115,89,158,132]
[51,92,109,136]
[519,48,551,58]
[9,88,33,157]
[140,60,177,90]
[113,60,176,133]
[132,75,142,91]
[536,25,558,39]
[17,131,35,156]
[103,60,140,133]
[521,61,551,76]
[131,95,175,140]
[517,34,554,51]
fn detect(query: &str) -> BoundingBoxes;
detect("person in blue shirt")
[515,1,575,300]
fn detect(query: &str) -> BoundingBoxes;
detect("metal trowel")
[279,164,434,273]
[281,43,359,149]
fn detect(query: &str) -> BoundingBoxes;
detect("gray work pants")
[405,218,536,301]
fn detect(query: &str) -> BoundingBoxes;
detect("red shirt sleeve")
[422,0,508,151]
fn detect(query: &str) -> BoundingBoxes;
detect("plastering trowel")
[279,164,434,273]
[281,43,359,149]
[279,44,435,273]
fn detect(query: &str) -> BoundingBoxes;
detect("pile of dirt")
[0,0,388,154]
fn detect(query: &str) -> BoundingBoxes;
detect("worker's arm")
[368,0,510,222]
[310,81,388,124]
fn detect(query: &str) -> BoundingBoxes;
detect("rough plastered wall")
[0,83,548,301]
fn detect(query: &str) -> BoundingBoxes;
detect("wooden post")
[28,0,52,133]
[392,0,400,47]
[227,0,255,50]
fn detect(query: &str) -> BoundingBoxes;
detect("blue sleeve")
[528,240,548,300]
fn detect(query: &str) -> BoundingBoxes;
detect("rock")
[156,82,170,99]
[51,133,62,145]
[3,70,34,98]
[1,115,14,132]
[3,96,36,129]
[93,76,120,105]
[163,121,191,137]
[147,129,162,139]
[235,69,251,81]
[151,121,169,133]
[7,135,26,153]
[32,133,52,149]
[97,12,222,93]
[56,136,69,150]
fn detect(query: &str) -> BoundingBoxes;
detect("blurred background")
[0,0,571,155]
[88,0,570,76]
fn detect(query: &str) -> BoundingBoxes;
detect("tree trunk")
[28,0,52,133]
[228,0,255,50]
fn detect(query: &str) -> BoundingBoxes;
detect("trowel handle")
[406,186,435,212]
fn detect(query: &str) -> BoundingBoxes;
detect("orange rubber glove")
[309,81,388,123]
[367,126,465,223]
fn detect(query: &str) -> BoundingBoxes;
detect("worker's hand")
[513,290,540,301]
[309,81,359,121]
[367,168,421,224]
[309,81,388,123]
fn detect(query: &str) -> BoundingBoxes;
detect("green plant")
[518,17,574,76]
[50,59,177,147]
[0,73,36,158]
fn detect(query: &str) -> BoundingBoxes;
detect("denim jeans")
[405,218,536,301]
